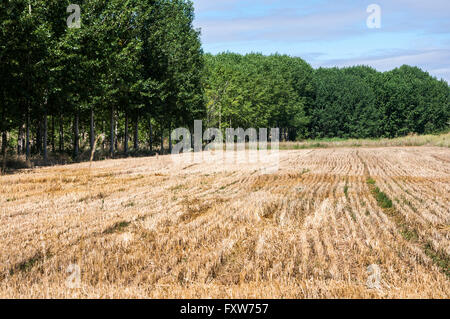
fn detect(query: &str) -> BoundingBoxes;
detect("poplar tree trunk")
[149,118,153,152]
[134,114,139,151]
[17,124,23,155]
[110,106,115,158]
[90,107,95,154]
[124,112,129,155]
[43,111,48,163]
[1,131,7,174]
[51,115,55,153]
[73,111,79,159]
[160,127,164,155]
[26,111,30,160]
[59,114,64,153]
[169,123,172,153]
[115,119,118,153]
[101,120,105,151]
[36,119,42,154]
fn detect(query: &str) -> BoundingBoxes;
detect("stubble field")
[0,147,449,298]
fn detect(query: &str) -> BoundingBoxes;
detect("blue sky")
[193,0,450,82]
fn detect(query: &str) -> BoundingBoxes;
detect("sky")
[193,0,450,82]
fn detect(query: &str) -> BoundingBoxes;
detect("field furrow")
[0,147,448,298]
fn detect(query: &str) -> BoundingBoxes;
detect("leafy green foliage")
[309,66,382,139]
[204,53,313,137]
[205,57,449,140]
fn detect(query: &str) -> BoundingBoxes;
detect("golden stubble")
[0,147,448,298]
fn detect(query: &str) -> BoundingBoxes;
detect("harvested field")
[0,147,449,298]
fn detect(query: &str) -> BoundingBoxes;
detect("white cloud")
[195,9,367,43]
[315,49,450,82]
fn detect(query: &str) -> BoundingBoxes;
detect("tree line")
[1,0,204,167]
[204,53,449,140]
[1,1,449,170]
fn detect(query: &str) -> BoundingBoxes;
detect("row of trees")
[310,65,449,138]
[1,2,449,170]
[204,53,314,140]
[0,0,204,167]
[204,53,449,140]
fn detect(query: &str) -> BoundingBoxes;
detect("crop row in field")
[0,147,448,298]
